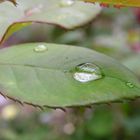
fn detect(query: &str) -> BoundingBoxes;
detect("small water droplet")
[34,44,47,53]
[73,63,102,83]
[126,82,134,88]
[60,0,75,7]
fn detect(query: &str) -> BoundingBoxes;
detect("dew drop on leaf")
[126,82,135,88]
[73,63,102,83]
[34,44,48,53]
[60,0,75,7]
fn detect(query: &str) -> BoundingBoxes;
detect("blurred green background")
[0,7,140,140]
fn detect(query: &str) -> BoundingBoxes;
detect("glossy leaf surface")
[123,55,140,77]
[0,43,139,108]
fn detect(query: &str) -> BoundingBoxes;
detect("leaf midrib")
[0,62,140,91]
[0,62,63,71]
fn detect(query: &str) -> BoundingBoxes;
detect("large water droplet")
[60,0,75,7]
[34,44,47,53]
[73,63,102,83]
[126,82,134,88]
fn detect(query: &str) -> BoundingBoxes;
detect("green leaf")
[0,0,101,44]
[123,55,140,77]
[0,43,139,108]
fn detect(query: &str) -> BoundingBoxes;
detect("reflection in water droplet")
[126,82,134,88]
[73,63,102,83]
[34,45,47,53]
[60,0,75,7]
